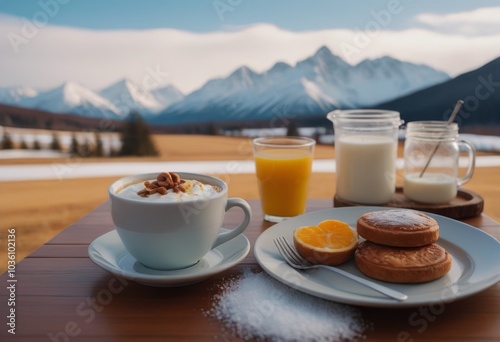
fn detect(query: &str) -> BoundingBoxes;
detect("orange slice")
[293,219,359,266]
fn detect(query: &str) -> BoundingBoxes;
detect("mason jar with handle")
[403,121,476,204]
[327,109,403,205]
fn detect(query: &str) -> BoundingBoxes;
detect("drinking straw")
[419,100,464,177]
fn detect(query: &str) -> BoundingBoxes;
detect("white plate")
[254,206,500,307]
[89,230,250,287]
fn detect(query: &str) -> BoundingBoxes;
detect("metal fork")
[273,236,408,301]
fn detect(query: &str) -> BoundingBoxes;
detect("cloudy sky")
[1,0,500,94]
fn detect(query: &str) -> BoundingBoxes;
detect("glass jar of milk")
[403,121,476,204]
[327,110,403,205]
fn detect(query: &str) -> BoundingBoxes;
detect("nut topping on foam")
[137,172,186,197]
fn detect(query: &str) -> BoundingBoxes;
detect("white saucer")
[88,229,250,287]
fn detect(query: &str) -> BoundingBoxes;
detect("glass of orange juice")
[253,137,316,222]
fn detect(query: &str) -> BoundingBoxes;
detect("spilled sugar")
[206,269,368,341]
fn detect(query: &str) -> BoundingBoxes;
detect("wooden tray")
[333,187,484,219]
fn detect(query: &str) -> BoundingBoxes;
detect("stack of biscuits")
[354,209,452,283]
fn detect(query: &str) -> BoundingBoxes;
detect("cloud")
[416,6,500,36]
[1,13,500,94]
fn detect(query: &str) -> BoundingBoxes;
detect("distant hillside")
[377,57,500,133]
[0,104,122,132]
[0,103,272,134]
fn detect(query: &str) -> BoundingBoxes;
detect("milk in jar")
[336,135,396,204]
[403,172,456,204]
[327,109,402,205]
[403,121,476,204]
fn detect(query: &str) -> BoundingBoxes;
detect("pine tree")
[1,132,14,149]
[69,133,79,156]
[50,132,62,151]
[32,138,41,150]
[94,132,104,157]
[286,120,299,137]
[119,111,158,156]
[207,122,218,135]
[79,139,92,157]
[19,139,28,149]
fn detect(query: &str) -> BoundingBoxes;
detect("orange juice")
[255,149,313,217]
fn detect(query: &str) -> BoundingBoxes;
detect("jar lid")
[327,109,403,130]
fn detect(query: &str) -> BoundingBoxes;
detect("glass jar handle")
[457,139,476,186]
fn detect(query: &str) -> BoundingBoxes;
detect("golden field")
[0,134,499,273]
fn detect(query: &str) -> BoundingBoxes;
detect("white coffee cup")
[108,172,252,270]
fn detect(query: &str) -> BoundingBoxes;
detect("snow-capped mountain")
[0,80,184,119]
[151,85,184,109]
[100,79,158,115]
[0,86,39,107]
[154,46,450,124]
[31,81,121,119]
[0,46,449,123]
[99,79,183,116]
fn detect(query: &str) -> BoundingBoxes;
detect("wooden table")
[1,200,499,341]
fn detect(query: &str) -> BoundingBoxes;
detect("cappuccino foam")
[118,179,221,202]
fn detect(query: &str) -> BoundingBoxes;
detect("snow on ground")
[460,134,500,152]
[0,150,68,159]
[0,126,121,154]
[1,156,499,182]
